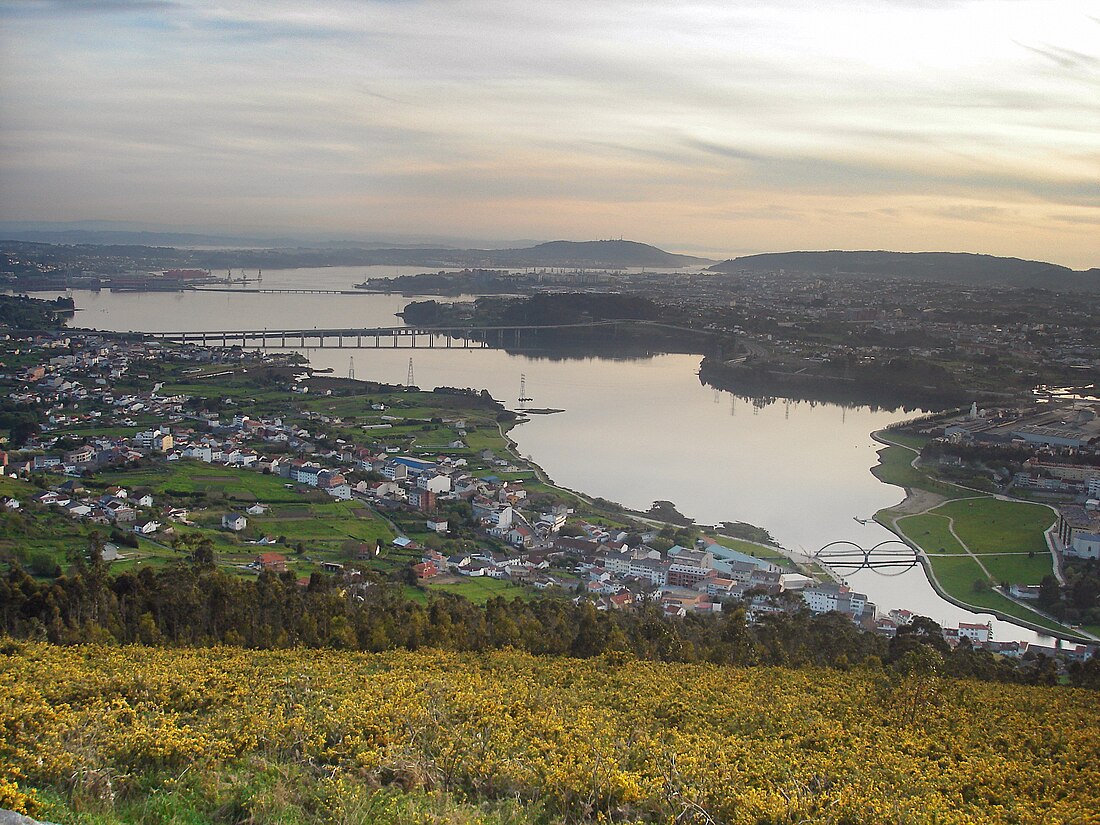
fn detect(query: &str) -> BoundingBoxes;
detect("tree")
[1038,574,1060,609]
[190,538,216,569]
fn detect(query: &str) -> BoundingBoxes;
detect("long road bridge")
[187,286,372,295]
[144,321,626,349]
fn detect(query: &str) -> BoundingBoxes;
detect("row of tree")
[4,556,1094,687]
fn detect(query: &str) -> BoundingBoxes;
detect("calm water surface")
[66,267,1050,643]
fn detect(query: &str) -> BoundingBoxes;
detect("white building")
[801,583,871,619]
[628,558,669,586]
[222,513,248,531]
[326,484,352,500]
[418,473,452,494]
[957,622,992,644]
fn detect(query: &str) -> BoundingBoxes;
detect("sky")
[0,0,1098,266]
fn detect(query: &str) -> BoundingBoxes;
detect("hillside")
[2,643,1097,824]
[1,238,710,274]
[483,239,710,268]
[709,250,1100,292]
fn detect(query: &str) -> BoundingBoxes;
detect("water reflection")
[65,270,1050,642]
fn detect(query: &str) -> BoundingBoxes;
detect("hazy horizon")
[1,0,1098,268]
[2,219,1098,270]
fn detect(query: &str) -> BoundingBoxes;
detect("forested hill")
[1,238,710,272]
[709,251,1100,292]
[484,239,709,268]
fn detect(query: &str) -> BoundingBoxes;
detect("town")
[1,316,1095,669]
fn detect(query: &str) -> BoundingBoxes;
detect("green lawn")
[923,552,988,594]
[934,498,1054,555]
[934,498,1054,585]
[427,576,535,604]
[96,461,305,503]
[898,500,1055,588]
[871,446,970,499]
[896,513,966,556]
[892,499,1074,635]
[708,534,791,566]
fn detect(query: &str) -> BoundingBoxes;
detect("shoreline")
[869,429,1094,644]
[495,417,810,571]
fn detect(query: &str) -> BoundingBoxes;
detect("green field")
[97,461,306,503]
[0,473,180,573]
[898,500,1055,590]
[934,498,1054,585]
[871,445,971,499]
[708,534,791,566]
[935,498,1054,555]
[879,431,930,450]
[428,576,537,603]
[892,498,1070,634]
[2,460,396,580]
[896,512,967,556]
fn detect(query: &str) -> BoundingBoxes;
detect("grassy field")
[96,461,306,504]
[427,576,536,603]
[879,431,930,450]
[708,534,792,566]
[934,498,1054,585]
[871,445,971,499]
[894,504,1070,634]
[935,498,1054,555]
[872,428,1074,634]
[896,512,967,556]
[3,460,396,580]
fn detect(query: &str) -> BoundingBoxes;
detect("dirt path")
[941,511,994,580]
[880,487,948,519]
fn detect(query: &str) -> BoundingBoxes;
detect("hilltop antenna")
[348,356,355,380]
[518,374,533,408]
[407,357,415,386]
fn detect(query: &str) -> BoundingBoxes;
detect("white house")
[184,445,214,463]
[801,583,871,619]
[957,622,992,644]
[222,513,248,531]
[418,473,452,494]
[326,484,352,500]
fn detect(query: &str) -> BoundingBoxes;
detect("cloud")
[1,0,1098,268]
[0,0,178,13]
[1016,42,1100,71]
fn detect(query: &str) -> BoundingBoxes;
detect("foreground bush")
[1,642,1097,823]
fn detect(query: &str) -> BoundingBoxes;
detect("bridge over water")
[144,321,624,350]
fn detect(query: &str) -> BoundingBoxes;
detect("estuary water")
[58,265,1050,642]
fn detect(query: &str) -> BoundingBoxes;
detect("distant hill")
[0,228,302,248]
[482,239,711,268]
[709,251,1100,292]
[0,238,712,271]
